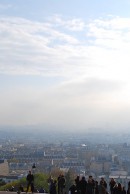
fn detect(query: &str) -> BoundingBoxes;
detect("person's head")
[95,181,98,185]
[101,177,104,181]
[118,183,122,189]
[29,170,31,174]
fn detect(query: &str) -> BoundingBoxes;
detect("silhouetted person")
[113,183,122,194]
[39,188,45,193]
[26,170,34,193]
[86,176,95,194]
[79,176,87,194]
[50,179,57,194]
[58,175,62,194]
[109,178,116,194]
[58,175,65,194]
[98,182,106,194]
[69,184,77,194]
[122,186,126,194]
[100,178,107,190]
[17,184,24,193]
[75,176,80,194]
[127,182,130,194]
[95,181,99,194]
[127,187,130,194]
[10,186,14,192]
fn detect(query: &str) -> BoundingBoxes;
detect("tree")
[65,170,75,193]
[0,173,49,192]
[51,167,64,178]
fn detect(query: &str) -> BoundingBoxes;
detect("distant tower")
[112,155,118,163]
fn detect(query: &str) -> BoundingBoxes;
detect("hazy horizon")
[1,0,130,133]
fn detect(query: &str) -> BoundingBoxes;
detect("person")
[48,176,54,193]
[127,182,130,194]
[58,175,62,194]
[69,184,77,194]
[17,185,24,194]
[19,185,24,192]
[109,178,116,194]
[10,186,14,192]
[98,182,106,194]
[79,176,87,194]
[39,188,45,193]
[26,170,34,193]
[113,183,118,194]
[50,179,57,194]
[95,181,99,194]
[58,175,66,194]
[100,178,107,190]
[122,186,126,194]
[75,176,80,194]
[114,183,122,194]
[99,177,108,194]
[86,176,95,194]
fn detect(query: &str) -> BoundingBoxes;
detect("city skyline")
[0,0,130,132]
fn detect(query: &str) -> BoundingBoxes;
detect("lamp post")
[32,163,36,174]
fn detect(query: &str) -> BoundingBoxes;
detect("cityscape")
[0,0,130,193]
[1,130,130,189]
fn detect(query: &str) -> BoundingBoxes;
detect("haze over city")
[0,0,130,133]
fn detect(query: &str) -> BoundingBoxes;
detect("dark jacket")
[26,173,34,183]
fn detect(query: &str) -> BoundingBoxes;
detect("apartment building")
[0,159,9,175]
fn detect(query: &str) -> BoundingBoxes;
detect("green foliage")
[0,179,6,187]
[34,173,49,192]
[0,180,17,191]
[0,173,50,192]
[65,170,75,192]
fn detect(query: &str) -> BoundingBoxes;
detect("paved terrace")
[0,192,46,194]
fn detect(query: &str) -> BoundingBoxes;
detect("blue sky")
[1,0,130,133]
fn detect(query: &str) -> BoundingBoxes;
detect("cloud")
[0,4,12,10]
[0,15,130,90]
[49,15,86,31]
[87,16,130,49]
[1,15,130,131]
[0,16,81,76]
[0,15,130,81]
[0,75,124,127]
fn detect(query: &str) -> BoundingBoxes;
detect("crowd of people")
[49,174,65,194]
[48,174,130,194]
[69,175,130,194]
[8,171,130,194]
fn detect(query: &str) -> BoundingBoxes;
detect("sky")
[0,0,130,133]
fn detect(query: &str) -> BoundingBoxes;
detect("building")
[0,175,19,183]
[0,159,9,175]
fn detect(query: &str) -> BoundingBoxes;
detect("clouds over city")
[0,15,130,79]
[1,10,130,131]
